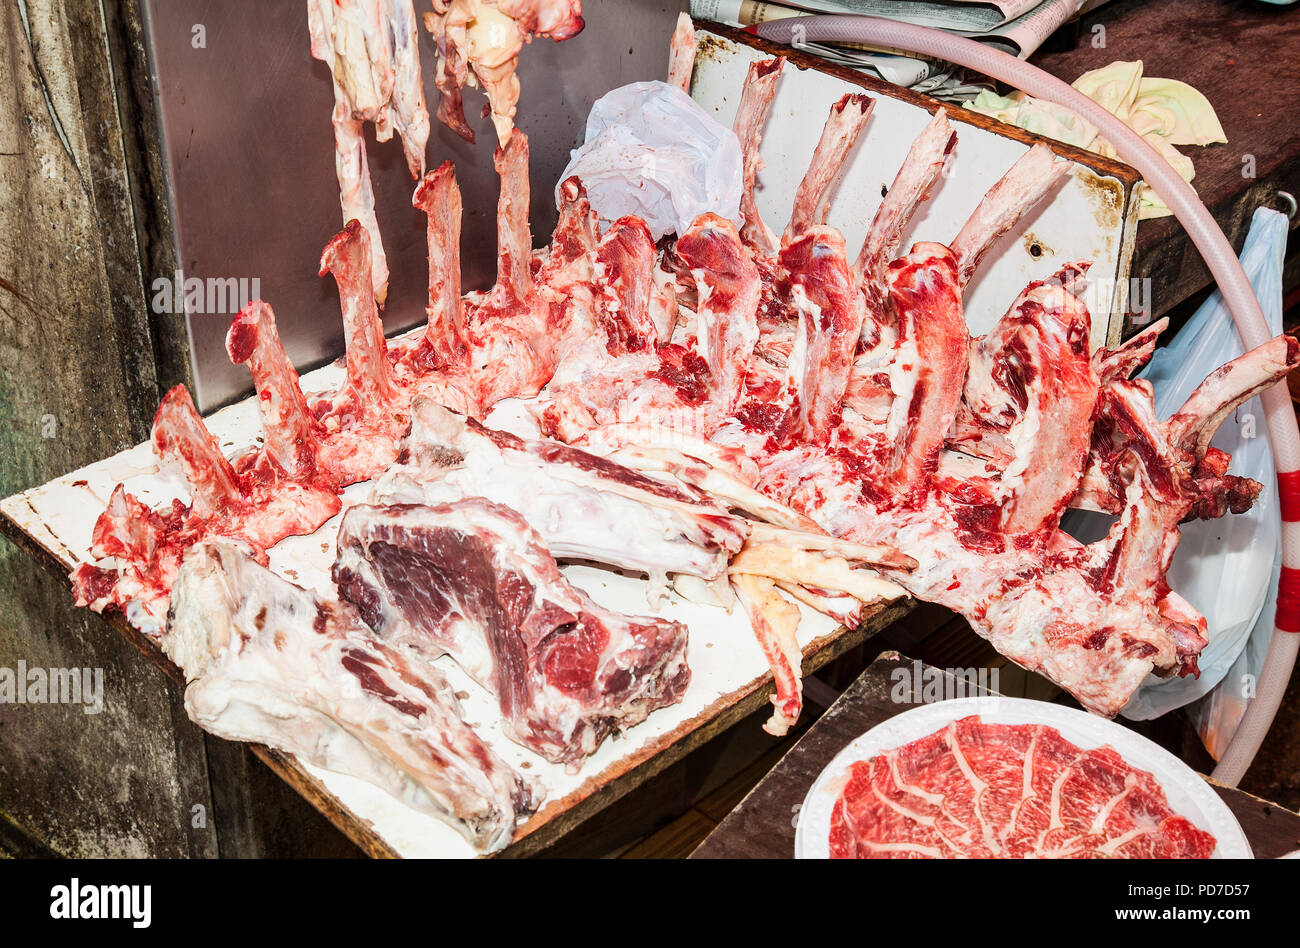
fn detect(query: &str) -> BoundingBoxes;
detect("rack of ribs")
[77,18,1300,747]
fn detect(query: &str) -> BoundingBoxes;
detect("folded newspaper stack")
[691,0,1109,96]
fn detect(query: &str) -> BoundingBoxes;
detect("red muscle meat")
[332,499,691,768]
[827,717,1218,858]
[167,539,537,854]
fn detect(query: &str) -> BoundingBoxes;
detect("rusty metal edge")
[699,22,1143,187]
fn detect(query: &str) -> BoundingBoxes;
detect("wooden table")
[1031,0,1300,331]
[692,653,1300,859]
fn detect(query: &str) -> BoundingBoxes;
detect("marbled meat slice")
[827,716,1217,859]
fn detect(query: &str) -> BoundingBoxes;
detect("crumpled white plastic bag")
[1120,207,1287,727]
[557,80,742,240]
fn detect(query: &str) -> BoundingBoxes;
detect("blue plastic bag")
[1119,207,1287,734]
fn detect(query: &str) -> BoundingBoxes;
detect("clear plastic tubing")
[754,14,1300,786]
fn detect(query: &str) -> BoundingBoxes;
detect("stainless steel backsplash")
[144,0,687,410]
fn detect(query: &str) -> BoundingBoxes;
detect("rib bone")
[785,93,874,245]
[733,57,785,257]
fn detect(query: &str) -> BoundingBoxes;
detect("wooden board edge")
[0,501,182,682]
[1203,775,1300,818]
[499,598,914,857]
[248,746,400,859]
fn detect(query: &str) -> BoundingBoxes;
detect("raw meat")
[332,499,692,767]
[314,220,411,482]
[677,213,762,412]
[666,11,696,93]
[410,162,468,370]
[69,118,614,632]
[781,226,866,444]
[424,0,584,144]
[854,108,956,291]
[733,57,784,256]
[961,272,1099,534]
[165,540,538,853]
[827,716,1218,858]
[77,21,1300,730]
[728,525,912,735]
[372,398,750,598]
[71,383,340,633]
[784,94,874,244]
[308,0,433,303]
[700,94,1295,715]
[226,300,330,482]
[733,573,803,736]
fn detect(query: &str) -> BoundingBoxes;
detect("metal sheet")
[144,0,688,410]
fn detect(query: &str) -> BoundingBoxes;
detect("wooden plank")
[532,697,813,857]
[621,809,716,859]
[1031,0,1300,330]
[692,652,1300,859]
[694,739,797,823]
[1207,778,1300,860]
[0,0,215,858]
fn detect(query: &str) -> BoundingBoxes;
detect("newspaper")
[692,0,1095,90]
[692,0,1045,32]
[959,0,1091,56]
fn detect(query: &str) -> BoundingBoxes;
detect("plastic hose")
[753,15,1300,786]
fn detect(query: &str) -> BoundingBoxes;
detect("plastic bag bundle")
[1120,207,1287,742]
[557,80,743,240]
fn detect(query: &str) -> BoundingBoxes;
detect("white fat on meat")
[372,398,749,601]
[165,541,538,853]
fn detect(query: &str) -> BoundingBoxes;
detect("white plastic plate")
[795,696,1252,859]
